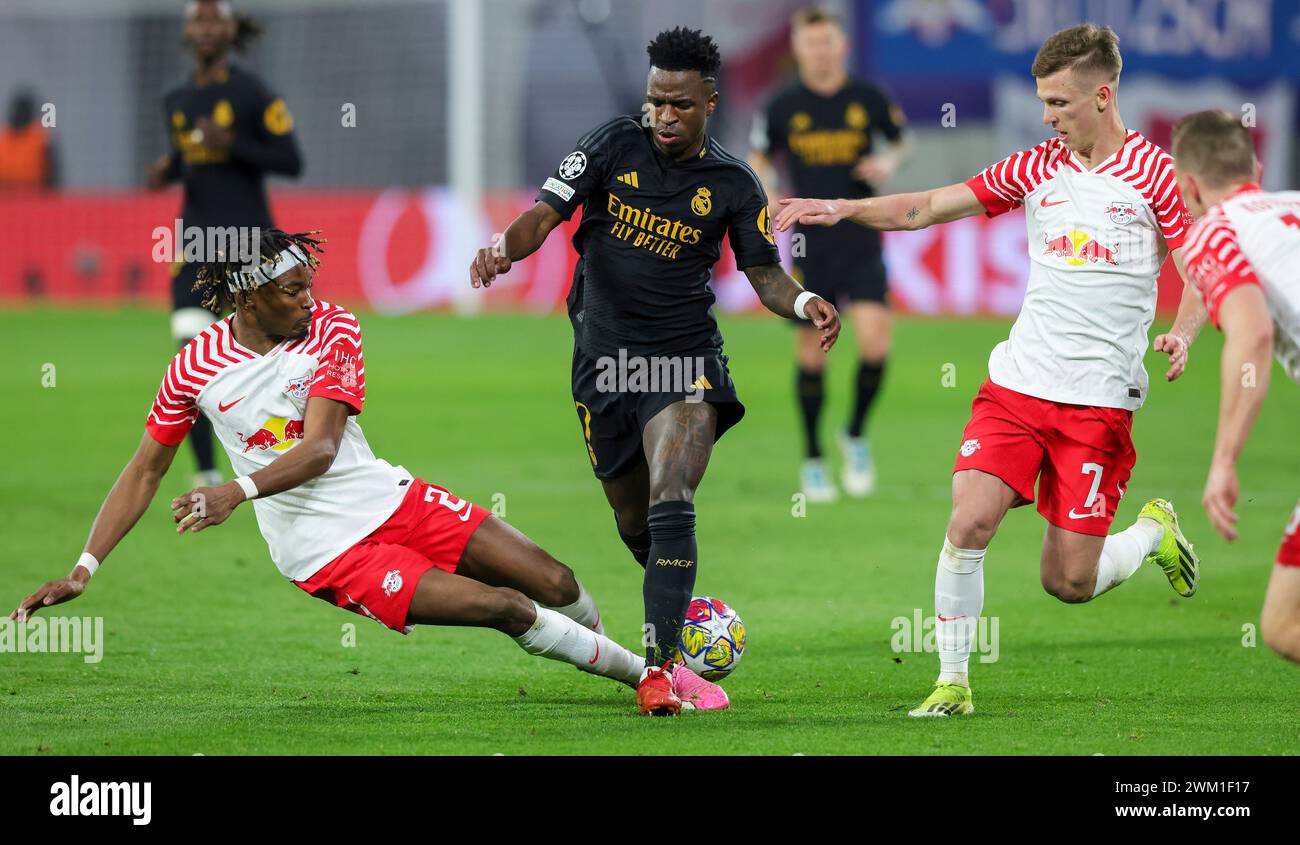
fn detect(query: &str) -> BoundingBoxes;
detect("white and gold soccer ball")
[677,596,746,681]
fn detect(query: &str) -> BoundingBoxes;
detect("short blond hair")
[791,5,842,30]
[1173,109,1258,188]
[1032,23,1122,83]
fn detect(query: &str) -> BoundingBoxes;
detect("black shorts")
[789,247,888,315]
[571,345,745,481]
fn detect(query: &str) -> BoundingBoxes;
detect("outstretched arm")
[11,431,179,621]
[743,262,841,352]
[774,181,986,233]
[1153,247,1209,381]
[470,201,565,289]
[170,395,350,534]
[1203,284,1274,542]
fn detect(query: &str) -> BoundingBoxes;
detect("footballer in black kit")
[146,0,302,485]
[471,27,841,715]
[750,7,910,501]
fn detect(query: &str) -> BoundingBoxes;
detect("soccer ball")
[677,596,746,681]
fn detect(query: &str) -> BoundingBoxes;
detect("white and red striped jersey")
[146,300,412,581]
[1183,183,1300,383]
[966,131,1191,410]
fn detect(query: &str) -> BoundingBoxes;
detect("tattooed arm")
[743,262,841,351]
[773,182,986,233]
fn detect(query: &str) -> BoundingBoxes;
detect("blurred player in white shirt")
[778,24,1208,715]
[1174,109,1300,664]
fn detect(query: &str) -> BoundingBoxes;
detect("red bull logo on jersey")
[1043,230,1119,266]
[237,417,305,453]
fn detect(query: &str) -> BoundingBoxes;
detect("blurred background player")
[0,88,58,192]
[469,27,840,715]
[1173,110,1300,665]
[8,227,735,704]
[749,5,910,502]
[778,24,1205,716]
[145,0,302,488]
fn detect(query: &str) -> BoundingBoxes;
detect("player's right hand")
[470,238,511,289]
[1202,461,1240,542]
[774,197,851,231]
[10,575,87,623]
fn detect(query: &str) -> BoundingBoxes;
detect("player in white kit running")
[776,24,1206,715]
[8,228,728,708]
[1173,109,1300,665]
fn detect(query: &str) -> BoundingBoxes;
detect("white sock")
[935,536,985,687]
[546,581,604,634]
[514,604,642,684]
[1092,518,1164,599]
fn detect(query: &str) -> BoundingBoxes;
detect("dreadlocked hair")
[193,228,325,313]
[646,26,721,81]
[186,1,264,52]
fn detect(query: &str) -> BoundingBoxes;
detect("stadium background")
[3,0,1296,314]
[3,0,1300,755]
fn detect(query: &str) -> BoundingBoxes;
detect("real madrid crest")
[212,99,235,128]
[691,186,712,217]
[845,102,868,129]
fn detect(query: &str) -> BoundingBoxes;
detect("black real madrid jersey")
[756,78,905,251]
[536,115,780,357]
[161,63,301,229]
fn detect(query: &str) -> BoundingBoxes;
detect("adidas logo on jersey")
[616,171,639,188]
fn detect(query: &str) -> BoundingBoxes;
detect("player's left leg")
[1261,565,1300,664]
[404,565,643,686]
[455,514,605,633]
[641,399,716,665]
[795,324,836,502]
[1036,405,1194,602]
[840,299,890,497]
[630,399,735,714]
[1261,504,1300,663]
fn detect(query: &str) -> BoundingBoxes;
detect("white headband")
[230,244,309,293]
[186,1,234,19]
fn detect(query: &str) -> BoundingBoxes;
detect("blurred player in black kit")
[146,0,302,487]
[470,27,841,716]
[750,6,910,502]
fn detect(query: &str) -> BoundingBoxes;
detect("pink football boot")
[671,663,730,711]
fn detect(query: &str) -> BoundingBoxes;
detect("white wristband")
[793,290,822,320]
[234,475,259,501]
[75,552,100,578]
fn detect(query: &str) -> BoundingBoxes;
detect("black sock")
[617,520,652,568]
[190,408,216,472]
[644,501,697,667]
[796,368,825,459]
[848,359,885,440]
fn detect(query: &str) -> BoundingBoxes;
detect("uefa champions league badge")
[1106,201,1137,225]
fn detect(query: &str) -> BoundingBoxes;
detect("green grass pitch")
[2,306,1297,755]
